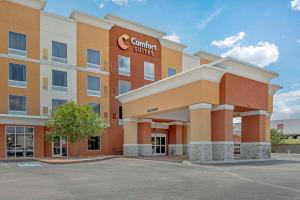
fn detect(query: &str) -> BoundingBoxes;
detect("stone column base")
[183,144,189,155]
[168,144,183,156]
[240,142,271,159]
[123,144,139,157]
[189,141,212,163]
[212,141,234,161]
[138,144,152,156]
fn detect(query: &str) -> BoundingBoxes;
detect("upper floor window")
[8,32,27,56]
[88,136,100,150]
[52,99,67,112]
[118,80,131,95]
[9,95,27,114]
[89,103,101,115]
[87,49,100,69]
[52,41,67,63]
[118,55,130,76]
[168,68,176,77]
[8,63,27,88]
[144,62,155,81]
[87,76,101,97]
[52,70,67,92]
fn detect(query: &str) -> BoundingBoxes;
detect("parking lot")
[1,154,300,200]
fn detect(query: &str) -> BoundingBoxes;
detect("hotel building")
[0,0,281,163]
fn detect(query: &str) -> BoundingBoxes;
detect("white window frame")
[8,31,27,57]
[87,76,101,97]
[52,41,68,64]
[118,55,130,76]
[144,62,155,81]
[118,80,131,95]
[168,67,177,77]
[5,126,34,158]
[87,48,101,70]
[8,63,27,88]
[52,70,68,92]
[8,95,27,115]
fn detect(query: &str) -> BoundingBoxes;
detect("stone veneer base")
[138,144,152,156]
[240,142,271,159]
[189,142,212,163]
[123,144,139,157]
[168,144,183,156]
[212,142,234,161]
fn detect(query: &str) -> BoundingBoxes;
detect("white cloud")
[272,89,300,120]
[112,0,128,6]
[297,39,300,43]
[291,0,300,11]
[196,7,225,31]
[163,32,181,43]
[211,32,247,48]
[99,2,105,8]
[221,42,279,67]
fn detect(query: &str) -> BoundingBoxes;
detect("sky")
[44,0,300,120]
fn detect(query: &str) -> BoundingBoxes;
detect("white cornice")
[211,57,278,84]
[268,84,282,95]
[240,110,268,117]
[159,38,187,52]
[139,118,152,123]
[0,53,40,64]
[70,10,114,30]
[212,104,234,111]
[104,14,166,38]
[6,0,46,10]
[189,103,212,111]
[116,65,226,104]
[0,114,48,126]
[194,51,221,62]
[42,11,76,24]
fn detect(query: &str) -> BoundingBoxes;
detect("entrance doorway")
[151,133,166,155]
[52,137,67,157]
[6,126,34,158]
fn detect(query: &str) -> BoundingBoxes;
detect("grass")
[280,139,300,144]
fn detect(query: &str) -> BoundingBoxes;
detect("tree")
[46,101,108,156]
[270,128,287,152]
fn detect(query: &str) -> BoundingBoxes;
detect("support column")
[240,110,271,159]
[189,103,212,163]
[123,118,139,157]
[168,122,183,156]
[138,119,152,156]
[211,104,234,161]
[182,123,189,155]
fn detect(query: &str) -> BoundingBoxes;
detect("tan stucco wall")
[190,108,211,141]
[124,120,138,144]
[123,80,219,118]
[161,47,182,79]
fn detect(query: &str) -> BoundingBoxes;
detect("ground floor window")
[151,133,166,155]
[88,136,100,150]
[6,126,34,158]
[52,136,67,157]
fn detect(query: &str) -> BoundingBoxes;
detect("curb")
[37,156,123,164]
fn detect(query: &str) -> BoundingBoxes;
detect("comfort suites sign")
[118,34,157,56]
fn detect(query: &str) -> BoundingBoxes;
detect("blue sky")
[44,0,300,119]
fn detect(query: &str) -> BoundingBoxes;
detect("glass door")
[151,133,166,155]
[52,137,67,157]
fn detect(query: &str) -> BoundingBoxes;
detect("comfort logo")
[118,34,129,50]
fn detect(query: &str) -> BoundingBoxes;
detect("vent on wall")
[42,48,48,60]
[42,77,48,90]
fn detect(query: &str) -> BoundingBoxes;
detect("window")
[89,103,100,115]
[88,136,100,150]
[168,68,176,77]
[52,41,67,63]
[87,49,100,69]
[52,99,67,112]
[52,70,67,91]
[118,80,131,95]
[144,62,155,81]
[9,95,26,114]
[8,32,27,56]
[8,63,27,87]
[118,55,130,76]
[87,76,101,96]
